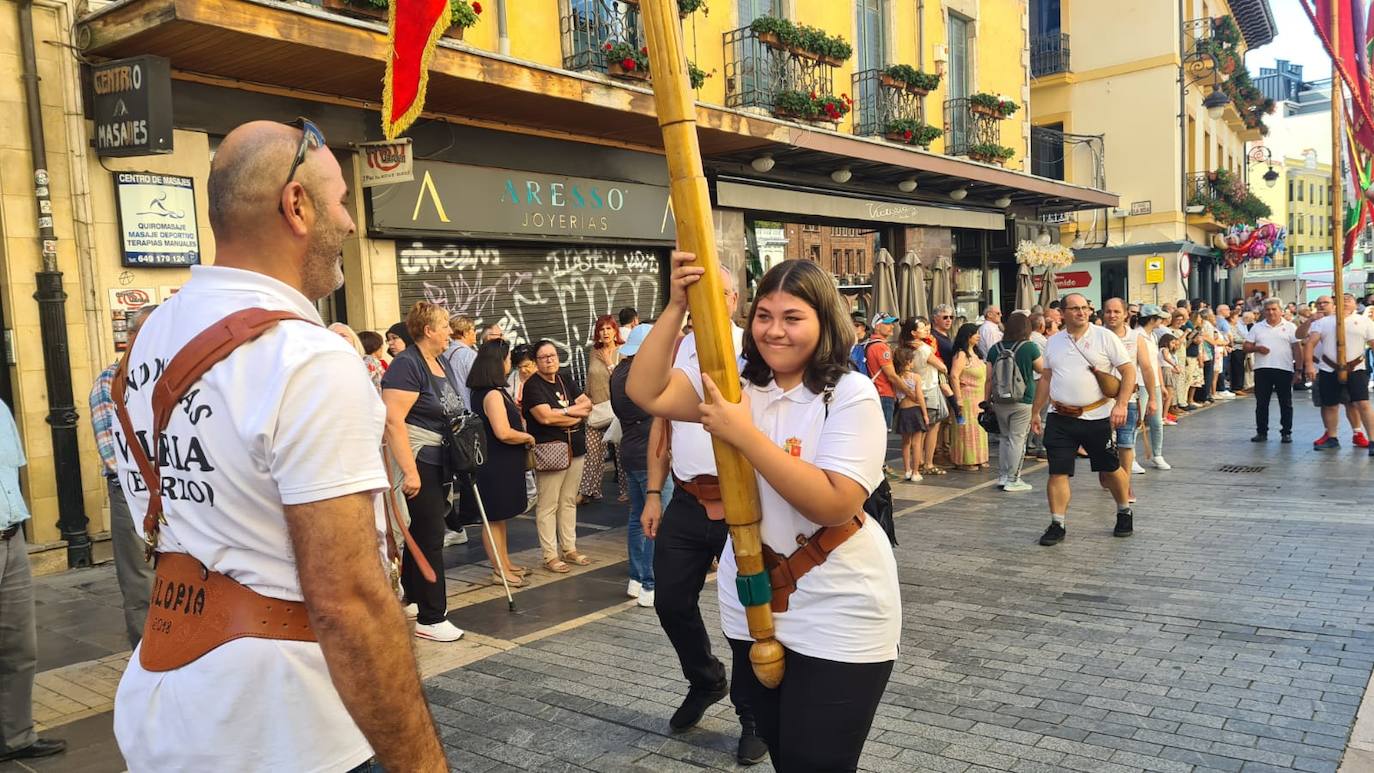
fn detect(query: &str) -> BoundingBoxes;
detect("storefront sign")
[368,162,676,243]
[1032,270,1094,292]
[90,56,173,157]
[1131,201,1153,216]
[1145,256,1165,284]
[358,139,414,187]
[114,173,201,267]
[717,180,1004,231]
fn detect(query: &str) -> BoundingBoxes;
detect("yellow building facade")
[1029,0,1274,306]
[3,0,1114,566]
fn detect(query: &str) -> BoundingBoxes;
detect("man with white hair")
[1244,298,1301,444]
[977,305,1004,357]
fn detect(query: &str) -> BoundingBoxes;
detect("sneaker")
[737,726,769,766]
[403,603,418,620]
[1131,461,1146,475]
[1039,522,1066,546]
[1151,456,1172,470]
[1114,509,1134,538]
[627,580,642,599]
[996,475,1008,488]
[903,470,914,481]
[670,681,729,732]
[1127,492,1137,504]
[1164,417,1178,426]
[414,620,464,642]
[1003,479,1033,492]
[909,472,924,482]
[1281,433,1293,444]
[1216,391,1236,399]
[1314,435,1341,451]
[1355,431,1370,448]
[637,589,655,608]
[1251,433,1268,443]
[443,529,468,547]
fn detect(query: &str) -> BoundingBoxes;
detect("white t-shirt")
[670,325,745,480]
[1137,330,1163,390]
[977,320,1003,357]
[113,266,387,773]
[1310,314,1374,372]
[913,342,940,398]
[1043,326,1132,421]
[1246,319,1300,372]
[1029,331,1049,381]
[1112,327,1142,402]
[677,364,900,662]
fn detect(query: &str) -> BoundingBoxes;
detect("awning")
[1073,240,1216,262]
[1300,268,1369,288]
[79,0,1119,215]
[715,180,1005,230]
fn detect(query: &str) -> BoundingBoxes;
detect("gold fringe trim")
[382,2,452,140]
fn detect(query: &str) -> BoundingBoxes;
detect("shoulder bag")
[531,374,574,471]
[1067,330,1121,398]
[424,363,487,476]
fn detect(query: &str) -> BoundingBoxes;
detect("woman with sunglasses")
[523,342,594,573]
[628,254,899,771]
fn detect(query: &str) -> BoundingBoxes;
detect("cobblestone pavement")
[8,397,1374,772]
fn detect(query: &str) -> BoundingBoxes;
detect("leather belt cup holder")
[141,552,315,672]
[1052,398,1109,418]
[760,515,864,613]
[674,475,725,521]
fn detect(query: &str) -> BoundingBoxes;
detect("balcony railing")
[1030,33,1070,78]
[851,69,928,141]
[942,97,1001,158]
[561,0,642,74]
[1030,125,1106,189]
[723,25,835,115]
[1187,172,1222,205]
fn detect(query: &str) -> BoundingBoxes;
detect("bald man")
[111,120,446,771]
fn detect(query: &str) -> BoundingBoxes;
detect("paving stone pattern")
[423,401,1374,772]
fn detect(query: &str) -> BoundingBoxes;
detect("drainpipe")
[19,0,90,568]
[497,0,510,56]
[917,0,925,68]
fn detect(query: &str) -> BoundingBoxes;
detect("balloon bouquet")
[1212,220,1287,269]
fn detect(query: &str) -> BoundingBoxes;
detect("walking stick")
[465,473,516,612]
[640,0,785,688]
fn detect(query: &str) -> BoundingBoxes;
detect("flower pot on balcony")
[608,62,650,82]
[906,86,930,97]
[1220,57,1236,75]
[970,104,1000,118]
[821,54,845,67]
[442,24,466,40]
[880,74,907,90]
[790,46,820,62]
[773,107,838,126]
[322,0,385,22]
[969,152,1005,166]
[756,32,785,50]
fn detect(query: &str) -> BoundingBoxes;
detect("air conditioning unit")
[1110,207,1131,218]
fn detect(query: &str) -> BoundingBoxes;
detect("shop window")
[737,0,780,26]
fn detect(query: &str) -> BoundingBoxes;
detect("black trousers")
[654,486,731,690]
[1230,350,1248,391]
[402,460,449,625]
[1253,367,1294,435]
[1199,358,1214,402]
[727,638,893,773]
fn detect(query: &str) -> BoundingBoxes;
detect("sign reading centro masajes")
[367,161,676,244]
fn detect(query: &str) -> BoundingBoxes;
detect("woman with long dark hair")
[987,312,1042,491]
[628,255,899,771]
[949,322,989,471]
[579,315,623,503]
[467,340,535,587]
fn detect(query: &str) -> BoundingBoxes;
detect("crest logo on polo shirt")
[783,437,802,457]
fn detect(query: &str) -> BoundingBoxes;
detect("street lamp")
[1249,145,1279,188]
[1203,89,1230,119]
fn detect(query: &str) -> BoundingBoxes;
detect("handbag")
[424,361,487,476]
[532,434,572,471]
[1067,331,1121,398]
[588,400,615,430]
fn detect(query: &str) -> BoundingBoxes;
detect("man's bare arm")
[286,492,446,772]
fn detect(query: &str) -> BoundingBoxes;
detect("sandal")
[492,571,527,588]
[563,551,592,566]
[544,558,571,574]
[507,565,531,577]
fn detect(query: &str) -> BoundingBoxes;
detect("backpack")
[989,341,1028,404]
[850,339,881,376]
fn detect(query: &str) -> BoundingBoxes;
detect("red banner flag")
[1302,0,1374,154]
[382,0,451,140]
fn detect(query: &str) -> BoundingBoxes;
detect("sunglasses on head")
[279,117,325,213]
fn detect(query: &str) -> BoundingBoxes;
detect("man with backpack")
[861,313,912,433]
[987,312,1043,492]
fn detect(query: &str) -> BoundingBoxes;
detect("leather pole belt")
[0,525,19,541]
[761,514,865,613]
[673,474,725,521]
[140,552,316,672]
[1052,398,1110,418]
[1322,355,1366,371]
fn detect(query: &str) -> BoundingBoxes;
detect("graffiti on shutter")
[396,241,662,383]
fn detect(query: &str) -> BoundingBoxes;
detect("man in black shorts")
[1030,293,1137,546]
[1304,293,1374,454]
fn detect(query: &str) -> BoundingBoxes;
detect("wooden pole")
[638,0,785,688]
[1333,1,1349,382]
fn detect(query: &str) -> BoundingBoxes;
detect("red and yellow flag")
[382,0,451,140]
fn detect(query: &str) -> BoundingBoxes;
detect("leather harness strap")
[1051,397,1111,418]
[760,514,866,614]
[672,474,725,521]
[1322,355,1366,371]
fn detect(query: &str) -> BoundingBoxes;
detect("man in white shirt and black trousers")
[1244,298,1302,443]
[1305,292,1374,455]
[1030,293,1137,546]
[637,266,767,765]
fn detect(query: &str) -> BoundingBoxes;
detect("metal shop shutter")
[395,241,665,384]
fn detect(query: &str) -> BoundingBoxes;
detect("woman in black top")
[380,302,465,643]
[521,340,593,573]
[467,340,535,587]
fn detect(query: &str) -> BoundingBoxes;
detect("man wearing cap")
[1245,297,1301,443]
[866,313,912,434]
[1135,304,1172,470]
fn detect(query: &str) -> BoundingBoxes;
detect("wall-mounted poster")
[108,287,157,352]
[114,172,201,267]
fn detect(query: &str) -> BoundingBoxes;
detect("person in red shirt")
[866,313,913,431]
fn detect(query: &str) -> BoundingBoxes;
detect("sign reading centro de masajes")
[367,161,676,244]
